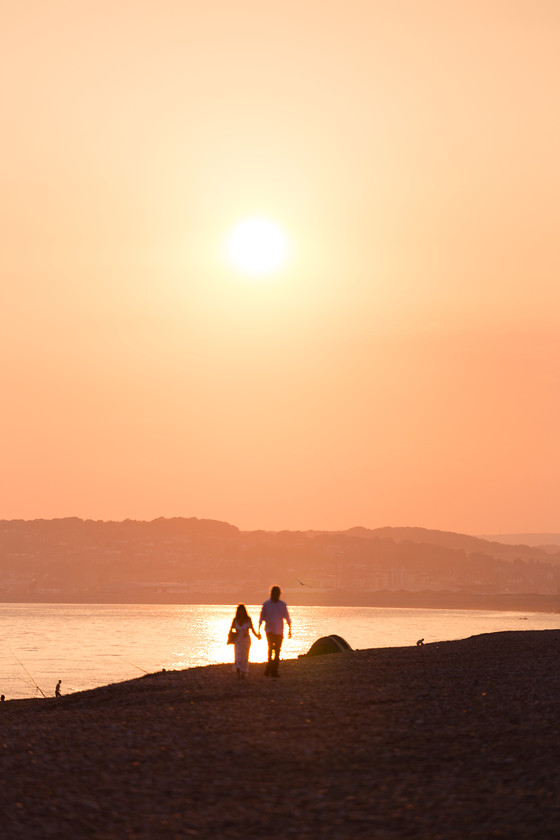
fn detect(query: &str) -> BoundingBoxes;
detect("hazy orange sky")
[2,1,559,534]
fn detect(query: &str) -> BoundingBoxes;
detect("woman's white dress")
[232,619,252,674]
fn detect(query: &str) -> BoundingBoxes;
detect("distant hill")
[342,526,559,562]
[1,517,559,606]
[480,534,560,550]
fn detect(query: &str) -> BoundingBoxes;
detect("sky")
[2,1,559,535]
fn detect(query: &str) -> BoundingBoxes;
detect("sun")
[227,217,289,275]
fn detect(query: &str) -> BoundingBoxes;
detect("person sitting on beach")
[259,586,292,678]
[229,604,260,679]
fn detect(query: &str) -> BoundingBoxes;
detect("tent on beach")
[302,634,353,657]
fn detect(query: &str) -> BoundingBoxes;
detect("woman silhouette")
[229,604,260,678]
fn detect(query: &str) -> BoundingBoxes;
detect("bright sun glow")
[227,217,289,275]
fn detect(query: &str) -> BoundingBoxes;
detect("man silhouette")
[259,585,292,677]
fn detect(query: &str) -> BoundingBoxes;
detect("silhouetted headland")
[2,629,558,838]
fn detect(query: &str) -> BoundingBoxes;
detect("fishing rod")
[9,647,47,698]
[116,655,150,675]
[10,671,38,691]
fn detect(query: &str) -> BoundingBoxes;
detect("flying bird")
[296,577,312,587]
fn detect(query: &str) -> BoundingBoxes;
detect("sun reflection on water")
[1,603,558,699]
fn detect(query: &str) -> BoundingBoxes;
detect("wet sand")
[1,630,559,839]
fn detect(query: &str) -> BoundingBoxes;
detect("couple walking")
[229,586,292,679]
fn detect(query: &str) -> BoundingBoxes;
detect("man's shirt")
[259,599,291,635]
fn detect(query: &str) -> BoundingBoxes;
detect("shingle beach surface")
[1,630,559,839]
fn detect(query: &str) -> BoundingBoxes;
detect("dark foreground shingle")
[1,629,559,839]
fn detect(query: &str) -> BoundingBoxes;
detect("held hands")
[288,627,292,639]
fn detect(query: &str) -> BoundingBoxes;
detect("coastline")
[2,629,559,838]
[1,591,559,613]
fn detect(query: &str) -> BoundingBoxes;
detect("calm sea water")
[1,603,558,700]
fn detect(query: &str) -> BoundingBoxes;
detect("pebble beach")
[1,629,559,839]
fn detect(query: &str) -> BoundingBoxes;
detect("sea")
[1,603,558,700]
